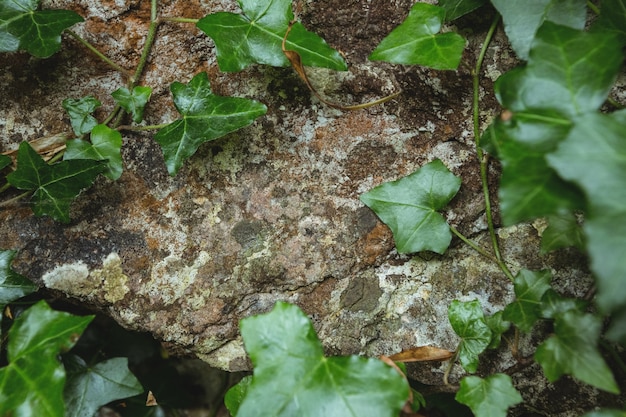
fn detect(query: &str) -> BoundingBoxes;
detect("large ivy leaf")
[112,86,152,124]
[547,111,626,313]
[369,3,466,70]
[439,0,486,21]
[592,0,626,46]
[360,159,461,254]
[197,0,346,72]
[540,212,584,253]
[0,249,37,312]
[0,301,94,417]
[503,270,552,333]
[490,0,586,60]
[455,374,522,417]
[64,355,143,417]
[235,302,409,417]
[6,141,106,223]
[535,310,619,393]
[448,300,492,373]
[225,375,252,417]
[64,124,123,180]
[154,72,267,175]
[62,96,102,136]
[0,0,83,57]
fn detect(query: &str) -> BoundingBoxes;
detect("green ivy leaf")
[225,375,252,417]
[448,300,492,373]
[547,111,626,313]
[0,0,83,58]
[197,0,346,72]
[0,301,94,417]
[62,96,102,136]
[111,86,152,124]
[0,154,10,170]
[535,310,619,393]
[369,3,466,70]
[495,22,622,118]
[6,142,106,223]
[154,72,267,175]
[490,0,586,60]
[360,159,461,254]
[0,249,37,313]
[540,212,584,253]
[539,289,586,320]
[63,355,143,417]
[64,124,123,180]
[591,0,626,46]
[503,270,552,333]
[438,0,486,21]
[485,311,510,349]
[236,302,409,417]
[455,374,523,417]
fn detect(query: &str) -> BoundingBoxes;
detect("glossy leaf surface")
[592,0,626,45]
[439,0,486,21]
[235,302,409,417]
[503,270,552,333]
[369,3,465,70]
[0,301,93,417]
[197,0,346,72]
[64,124,123,180]
[0,249,37,312]
[485,311,510,349]
[490,0,586,60]
[112,86,152,123]
[64,355,143,417]
[62,96,102,136]
[456,374,522,417]
[540,212,584,253]
[360,159,461,254]
[535,311,619,393]
[448,300,491,373]
[154,72,267,175]
[548,111,626,313]
[7,142,105,222]
[0,0,83,57]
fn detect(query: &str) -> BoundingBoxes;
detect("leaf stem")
[0,182,10,194]
[449,226,497,262]
[586,0,600,14]
[117,123,170,131]
[66,30,132,77]
[160,16,199,24]
[129,0,160,88]
[472,15,514,281]
[0,191,31,208]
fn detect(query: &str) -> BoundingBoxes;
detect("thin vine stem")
[66,30,132,77]
[449,226,497,262]
[0,191,31,208]
[472,15,514,281]
[129,0,160,89]
[117,123,170,131]
[160,16,199,24]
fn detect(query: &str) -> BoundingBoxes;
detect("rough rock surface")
[0,0,609,414]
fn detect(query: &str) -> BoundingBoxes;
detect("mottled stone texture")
[0,1,598,413]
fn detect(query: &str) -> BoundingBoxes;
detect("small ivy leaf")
[154,72,267,176]
[360,159,461,254]
[539,288,586,320]
[540,212,584,254]
[0,249,37,313]
[455,374,523,417]
[0,154,10,170]
[111,86,152,124]
[64,124,123,180]
[592,0,626,46]
[490,0,586,60]
[547,111,626,313]
[62,96,102,136]
[63,355,143,417]
[6,142,106,223]
[197,0,346,72]
[485,311,510,349]
[583,411,626,417]
[236,302,409,417]
[448,300,492,373]
[503,270,552,333]
[0,0,83,58]
[369,3,466,70]
[535,310,619,393]
[481,118,584,225]
[0,301,94,417]
[438,0,486,22]
[495,22,623,118]
[225,375,252,417]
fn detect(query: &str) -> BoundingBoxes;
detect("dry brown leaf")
[2,132,70,163]
[389,346,454,363]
